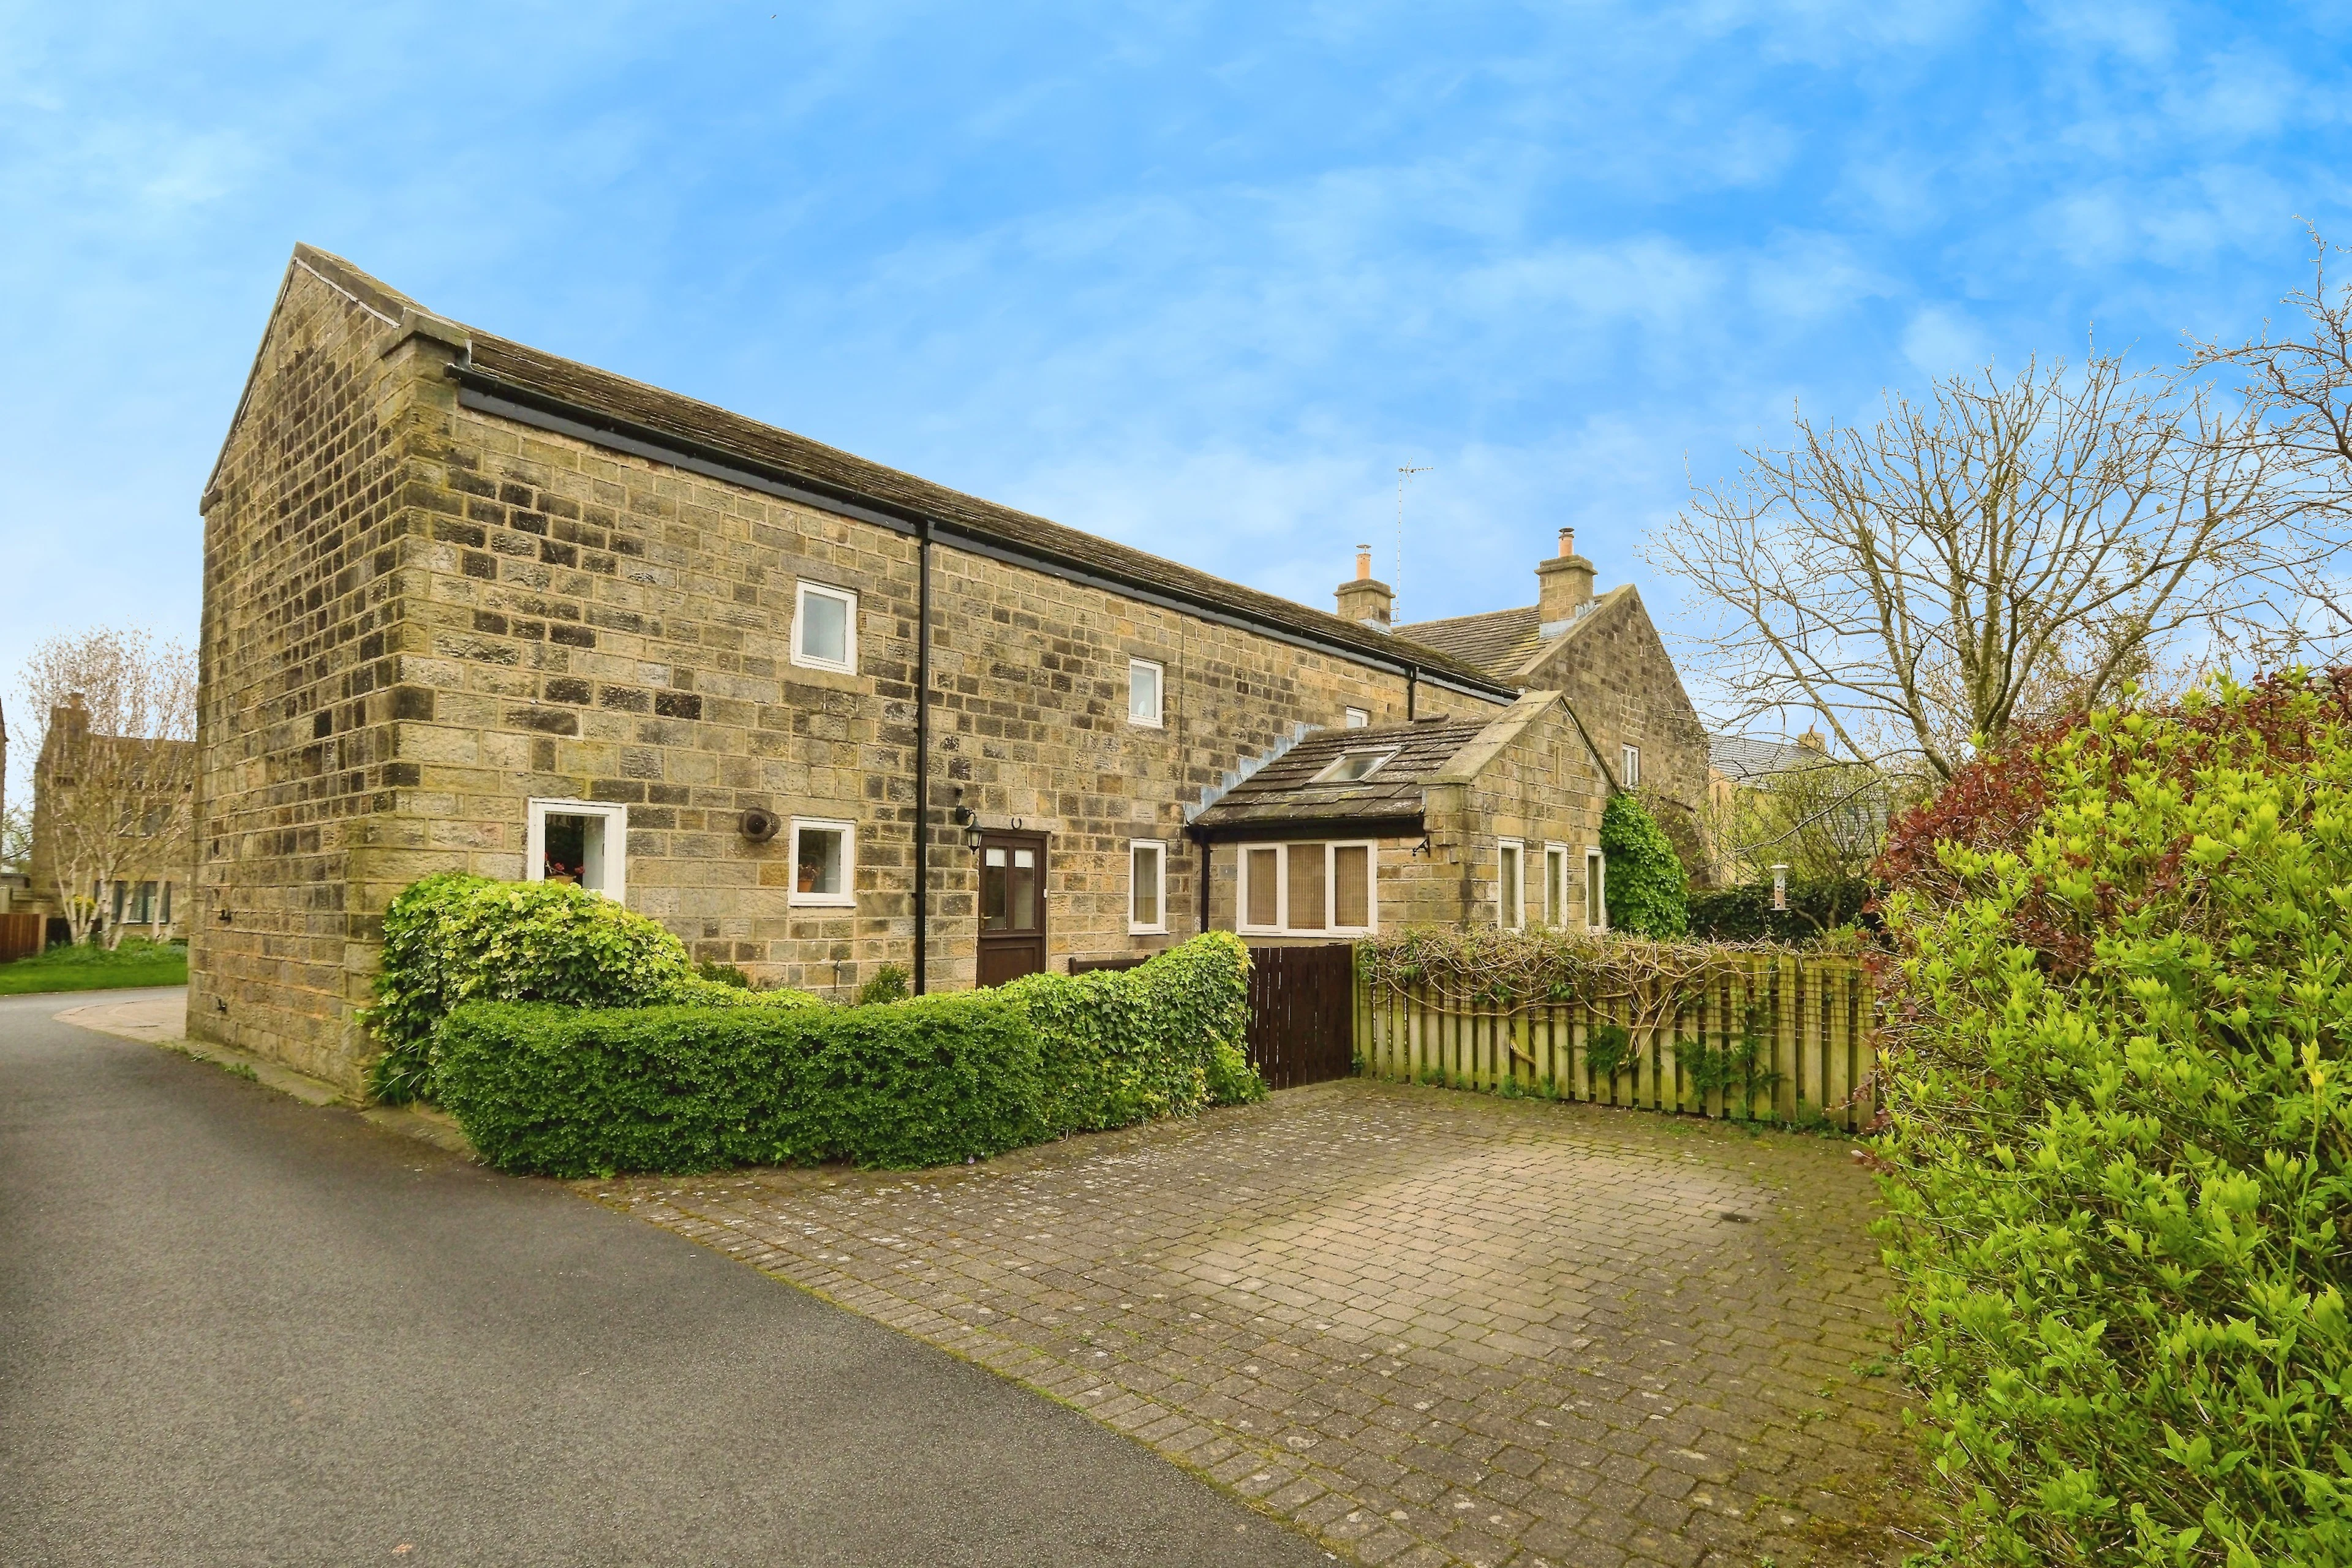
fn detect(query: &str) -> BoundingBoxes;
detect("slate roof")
[1392,605,1544,674]
[1191,716,1490,836]
[270,247,1512,701]
[1708,733,1807,783]
[1394,586,1635,682]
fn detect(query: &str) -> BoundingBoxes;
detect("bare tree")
[2187,227,2352,657]
[1649,353,2287,780]
[18,629,198,948]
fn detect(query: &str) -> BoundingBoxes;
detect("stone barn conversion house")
[190,246,1706,1091]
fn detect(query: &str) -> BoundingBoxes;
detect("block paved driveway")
[593,1080,1918,1568]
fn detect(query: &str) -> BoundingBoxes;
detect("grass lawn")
[0,939,189,995]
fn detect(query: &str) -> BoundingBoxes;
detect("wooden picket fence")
[1355,954,1880,1131]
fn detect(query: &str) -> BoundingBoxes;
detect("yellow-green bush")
[365,872,816,1102]
[1877,674,2351,1565]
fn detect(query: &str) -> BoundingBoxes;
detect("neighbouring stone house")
[23,700,195,945]
[190,246,1703,1091]
[1394,530,1711,873]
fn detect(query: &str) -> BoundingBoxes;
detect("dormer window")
[1313,748,1397,784]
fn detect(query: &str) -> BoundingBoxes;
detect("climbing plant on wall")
[1598,791,1688,937]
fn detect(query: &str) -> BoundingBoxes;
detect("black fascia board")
[448,367,1517,707]
[1191,812,1426,844]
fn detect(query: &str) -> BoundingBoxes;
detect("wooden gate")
[0,912,42,964]
[1245,943,1357,1089]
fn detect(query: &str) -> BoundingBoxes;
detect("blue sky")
[3,0,2347,777]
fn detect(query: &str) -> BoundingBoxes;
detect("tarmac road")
[0,989,1325,1567]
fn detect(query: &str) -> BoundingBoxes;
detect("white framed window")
[793,581,858,673]
[1497,839,1525,930]
[1621,743,1641,788]
[1235,841,1378,936]
[1129,840,1167,933]
[1544,843,1570,928]
[1311,747,1398,784]
[1585,847,1608,931]
[789,818,856,907]
[528,797,628,901]
[1128,658,1164,727]
[1343,707,1370,729]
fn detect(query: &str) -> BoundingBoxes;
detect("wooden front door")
[976,831,1048,986]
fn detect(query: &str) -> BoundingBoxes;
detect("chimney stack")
[1335,543,1394,630]
[1536,529,1596,633]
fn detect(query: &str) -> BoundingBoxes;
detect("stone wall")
[1520,592,1709,850]
[190,262,428,1087]
[193,260,1515,1088]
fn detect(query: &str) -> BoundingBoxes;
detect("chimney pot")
[1355,545,1371,581]
[1559,528,1575,559]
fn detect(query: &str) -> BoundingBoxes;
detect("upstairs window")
[790,818,856,907]
[1129,840,1167,933]
[1312,748,1397,784]
[529,798,628,901]
[1621,743,1641,788]
[793,582,858,673]
[1237,842,1376,936]
[1497,839,1525,930]
[1128,658,1164,727]
[1344,707,1370,729]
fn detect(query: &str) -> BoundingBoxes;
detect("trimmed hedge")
[366,872,816,1102]
[1685,876,1875,943]
[1002,929,1261,1129]
[439,993,1045,1175]
[435,931,1264,1176]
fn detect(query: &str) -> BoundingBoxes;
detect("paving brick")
[591,1077,1918,1566]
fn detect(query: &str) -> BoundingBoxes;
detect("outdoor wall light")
[952,802,981,853]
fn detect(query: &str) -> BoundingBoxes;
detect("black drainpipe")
[1406,663,1419,720]
[913,521,933,995]
[1191,826,1212,935]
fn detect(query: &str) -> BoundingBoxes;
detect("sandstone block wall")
[193,259,1520,1090]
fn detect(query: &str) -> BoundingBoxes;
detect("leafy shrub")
[1876,671,2352,1565]
[693,960,752,989]
[1686,875,1876,943]
[1599,792,1687,937]
[1001,930,1261,1127]
[428,931,1261,1177]
[437,993,1046,1176]
[855,964,911,1006]
[366,872,815,1102]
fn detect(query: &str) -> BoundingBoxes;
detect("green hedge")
[434,930,1264,1176]
[1685,875,1875,943]
[1002,929,1262,1129]
[437,992,1046,1176]
[366,872,816,1102]
[1878,676,2352,1563]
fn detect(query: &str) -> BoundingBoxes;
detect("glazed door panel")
[976,832,1049,986]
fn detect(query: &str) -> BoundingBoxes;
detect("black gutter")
[1192,812,1427,845]
[913,519,933,995]
[448,368,1519,707]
